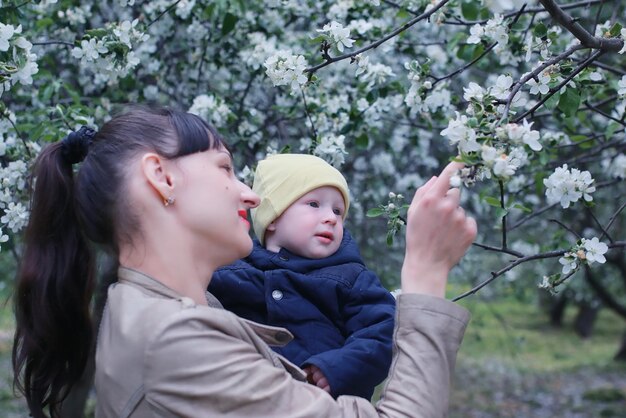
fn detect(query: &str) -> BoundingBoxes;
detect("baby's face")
[264,186,345,259]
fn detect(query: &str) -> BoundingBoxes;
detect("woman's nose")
[239,180,260,208]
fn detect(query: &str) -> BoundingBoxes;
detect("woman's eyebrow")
[218,149,234,163]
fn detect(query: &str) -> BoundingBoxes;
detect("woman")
[13,106,477,418]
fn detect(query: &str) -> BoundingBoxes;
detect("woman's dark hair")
[12,106,226,418]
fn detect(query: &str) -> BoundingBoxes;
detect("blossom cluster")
[466,14,509,53]
[264,50,308,93]
[189,94,232,128]
[71,19,149,84]
[404,60,452,115]
[313,134,348,168]
[558,237,609,274]
[316,21,354,53]
[543,164,596,209]
[0,23,39,97]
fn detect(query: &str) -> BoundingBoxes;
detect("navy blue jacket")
[209,230,395,399]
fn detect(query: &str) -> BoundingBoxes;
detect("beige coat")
[95,267,470,417]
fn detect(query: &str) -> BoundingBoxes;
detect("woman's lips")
[238,210,250,229]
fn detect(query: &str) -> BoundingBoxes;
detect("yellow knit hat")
[251,154,350,244]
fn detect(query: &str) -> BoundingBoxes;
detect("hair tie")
[61,126,97,165]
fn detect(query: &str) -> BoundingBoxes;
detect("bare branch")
[472,242,524,258]
[453,241,626,301]
[601,201,626,242]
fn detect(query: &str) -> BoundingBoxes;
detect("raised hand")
[401,161,477,298]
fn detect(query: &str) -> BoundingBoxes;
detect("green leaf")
[355,133,369,149]
[461,1,479,20]
[543,92,560,110]
[605,121,619,139]
[366,207,385,217]
[221,12,238,36]
[446,32,465,53]
[495,207,509,219]
[85,29,108,39]
[511,203,532,213]
[557,88,580,118]
[396,9,410,20]
[533,23,548,38]
[308,35,326,44]
[484,196,501,207]
[609,23,623,37]
[386,231,394,246]
[203,3,216,19]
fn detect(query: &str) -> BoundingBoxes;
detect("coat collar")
[245,228,364,274]
[117,267,297,349]
[117,267,224,308]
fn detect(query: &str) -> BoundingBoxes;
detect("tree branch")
[538,0,624,52]
[305,0,451,75]
[453,241,626,301]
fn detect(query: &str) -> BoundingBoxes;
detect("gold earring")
[163,196,175,206]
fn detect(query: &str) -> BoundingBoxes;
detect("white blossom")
[527,70,551,95]
[467,25,484,44]
[0,23,20,51]
[0,226,8,251]
[317,21,354,53]
[463,82,485,101]
[264,51,308,92]
[497,119,542,151]
[189,94,231,128]
[313,134,347,168]
[603,154,626,179]
[1,201,28,233]
[559,252,578,274]
[440,112,480,153]
[617,75,626,97]
[582,237,608,264]
[490,75,513,100]
[544,164,596,208]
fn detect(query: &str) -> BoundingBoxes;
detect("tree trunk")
[548,294,568,327]
[615,330,626,362]
[573,302,599,339]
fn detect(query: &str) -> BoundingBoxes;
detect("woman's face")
[171,147,259,267]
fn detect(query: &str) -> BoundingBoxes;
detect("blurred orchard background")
[0,0,625,416]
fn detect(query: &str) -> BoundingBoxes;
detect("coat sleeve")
[141,294,469,418]
[208,263,267,323]
[302,269,396,399]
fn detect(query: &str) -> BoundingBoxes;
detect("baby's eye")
[308,202,319,208]
[333,208,342,215]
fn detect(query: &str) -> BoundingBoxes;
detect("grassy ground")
[1,287,625,416]
[450,289,626,417]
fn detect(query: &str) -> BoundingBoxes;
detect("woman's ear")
[141,153,175,204]
[266,221,276,232]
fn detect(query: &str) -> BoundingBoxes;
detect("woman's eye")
[222,165,233,173]
[308,202,319,208]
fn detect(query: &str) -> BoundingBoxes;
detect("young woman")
[13,106,477,418]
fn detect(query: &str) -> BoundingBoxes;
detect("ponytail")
[12,141,95,418]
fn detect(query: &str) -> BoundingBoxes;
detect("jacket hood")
[245,229,364,274]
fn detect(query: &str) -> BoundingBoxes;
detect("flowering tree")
[1,0,626,359]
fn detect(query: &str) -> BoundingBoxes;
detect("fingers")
[430,161,464,197]
[411,175,437,204]
[304,365,331,393]
[411,161,464,207]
